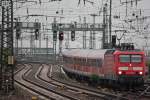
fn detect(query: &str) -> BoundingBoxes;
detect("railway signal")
[16,22,21,39]
[59,31,64,41]
[35,29,39,40]
[112,35,116,47]
[53,30,57,41]
[16,28,21,39]
[71,30,75,41]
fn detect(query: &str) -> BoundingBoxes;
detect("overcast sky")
[14,0,150,50]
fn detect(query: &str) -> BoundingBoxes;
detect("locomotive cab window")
[131,55,142,62]
[119,55,130,62]
[119,54,142,63]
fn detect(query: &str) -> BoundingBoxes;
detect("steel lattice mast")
[0,0,14,93]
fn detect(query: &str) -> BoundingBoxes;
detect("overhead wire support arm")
[121,0,141,5]
[78,0,94,5]
[85,0,94,5]
[120,0,142,16]
[13,0,37,3]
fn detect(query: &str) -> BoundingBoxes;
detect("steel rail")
[44,64,129,100]
[22,64,78,100]
[37,64,108,100]
[14,64,56,100]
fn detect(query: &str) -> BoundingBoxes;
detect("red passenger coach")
[62,48,146,87]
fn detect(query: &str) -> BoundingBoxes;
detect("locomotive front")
[114,50,146,85]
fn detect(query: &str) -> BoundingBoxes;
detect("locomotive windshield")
[119,54,142,63]
[131,55,142,62]
[119,55,130,62]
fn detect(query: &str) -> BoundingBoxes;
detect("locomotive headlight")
[118,71,122,75]
[139,71,143,75]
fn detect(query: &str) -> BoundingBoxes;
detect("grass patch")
[90,74,100,81]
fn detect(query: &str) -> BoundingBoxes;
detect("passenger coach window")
[97,59,102,67]
[119,55,130,62]
[131,55,142,62]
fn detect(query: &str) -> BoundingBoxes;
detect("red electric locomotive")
[62,47,146,87]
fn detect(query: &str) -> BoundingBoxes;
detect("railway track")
[15,68,53,100]
[47,64,150,100]
[37,64,107,100]
[117,79,150,100]
[130,83,150,99]
[16,64,107,100]
[15,64,56,100]
[14,63,150,100]
[120,86,150,100]
[14,64,72,100]
[38,64,129,100]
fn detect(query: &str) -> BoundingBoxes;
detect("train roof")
[62,49,107,59]
[62,49,145,59]
[114,49,145,55]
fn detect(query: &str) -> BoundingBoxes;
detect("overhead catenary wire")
[12,0,150,50]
